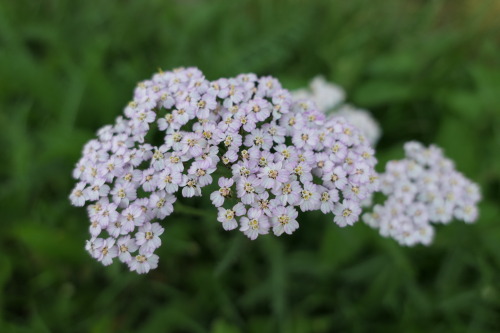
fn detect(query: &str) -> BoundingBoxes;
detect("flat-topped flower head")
[364,141,481,246]
[71,67,379,273]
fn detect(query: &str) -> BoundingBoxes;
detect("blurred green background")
[1,0,500,332]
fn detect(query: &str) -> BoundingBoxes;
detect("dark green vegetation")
[1,0,499,332]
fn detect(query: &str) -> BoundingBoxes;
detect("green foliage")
[1,0,499,332]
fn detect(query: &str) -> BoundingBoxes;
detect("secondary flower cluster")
[292,76,381,145]
[363,142,481,246]
[70,67,379,273]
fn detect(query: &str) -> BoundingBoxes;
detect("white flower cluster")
[70,67,379,273]
[363,142,481,246]
[292,76,381,145]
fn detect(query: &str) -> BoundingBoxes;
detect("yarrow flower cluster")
[363,142,481,246]
[70,67,379,273]
[292,76,381,145]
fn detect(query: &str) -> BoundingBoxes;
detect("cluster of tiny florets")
[363,142,481,246]
[292,76,381,145]
[69,67,378,273]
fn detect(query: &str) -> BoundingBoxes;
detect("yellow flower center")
[203,131,212,139]
[259,200,269,210]
[254,137,264,146]
[224,136,233,146]
[278,215,290,225]
[342,209,352,217]
[219,187,231,197]
[301,190,312,200]
[225,210,235,220]
[173,133,182,142]
[282,184,292,194]
[249,219,259,229]
[244,183,254,193]
[153,150,164,160]
[240,167,250,177]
